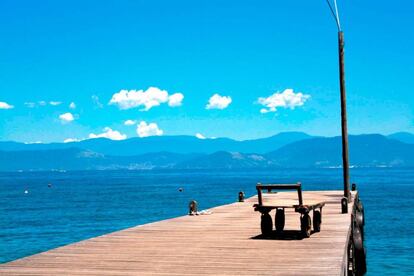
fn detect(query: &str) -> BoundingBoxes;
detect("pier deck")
[0,190,355,275]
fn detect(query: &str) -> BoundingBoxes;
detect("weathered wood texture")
[0,190,355,276]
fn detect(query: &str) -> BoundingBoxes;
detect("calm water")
[0,168,413,275]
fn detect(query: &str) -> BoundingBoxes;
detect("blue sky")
[0,0,413,142]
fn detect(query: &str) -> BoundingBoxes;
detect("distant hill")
[0,148,200,171]
[0,132,313,155]
[267,134,414,168]
[176,134,414,169]
[235,132,313,153]
[0,148,105,171]
[388,132,414,144]
[1,134,413,171]
[176,151,271,169]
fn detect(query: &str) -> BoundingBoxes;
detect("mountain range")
[0,132,413,171]
[0,131,312,155]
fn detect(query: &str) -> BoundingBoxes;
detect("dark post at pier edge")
[338,30,350,201]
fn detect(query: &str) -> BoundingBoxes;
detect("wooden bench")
[253,183,325,238]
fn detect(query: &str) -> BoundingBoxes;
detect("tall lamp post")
[326,0,350,201]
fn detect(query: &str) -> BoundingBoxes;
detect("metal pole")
[338,31,350,201]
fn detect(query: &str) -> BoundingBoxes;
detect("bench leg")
[300,213,312,238]
[313,210,322,232]
[275,208,285,233]
[261,212,273,236]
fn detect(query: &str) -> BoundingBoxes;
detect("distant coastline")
[1,132,414,171]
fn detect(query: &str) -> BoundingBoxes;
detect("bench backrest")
[256,183,303,206]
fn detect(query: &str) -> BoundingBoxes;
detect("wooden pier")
[0,190,361,275]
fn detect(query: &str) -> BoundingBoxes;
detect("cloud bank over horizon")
[89,127,127,140]
[0,88,318,143]
[195,133,206,139]
[63,138,80,143]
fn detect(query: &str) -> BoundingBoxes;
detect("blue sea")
[1,168,413,275]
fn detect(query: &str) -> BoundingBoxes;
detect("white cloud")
[92,95,103,108]
[206,94,232,110]
[24,141,43,144]
[109,87,184,111]
[195,133,217,139]
[24,102,36,108]
[24,101,65,108]
[69,102,76,109]
[258,89,310,113]
[0,102,14,109]
[63,138,80,143]
[168,93,184,107]
[260,108,270,114]
[124,119,137,126]
[89,127,127,140]
[136,121,163,138]
[59,112,75,123]
[195,133,206,139]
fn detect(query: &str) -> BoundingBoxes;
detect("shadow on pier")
[250,230,317,240]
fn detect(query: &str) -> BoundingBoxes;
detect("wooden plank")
[0,190,355,276]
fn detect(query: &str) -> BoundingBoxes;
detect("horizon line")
[1,131,413,144]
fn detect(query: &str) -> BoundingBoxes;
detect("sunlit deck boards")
[0,190,355,276]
